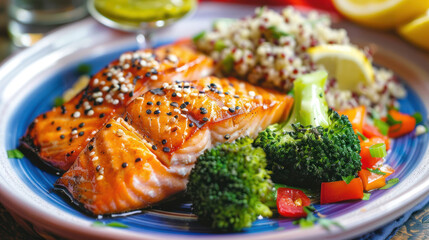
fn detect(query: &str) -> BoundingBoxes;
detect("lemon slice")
[308,45,374,90]
[333,0,429,29]
[398,12,429,51]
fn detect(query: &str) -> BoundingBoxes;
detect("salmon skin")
[20,41,214,171]
[55,76,293,215]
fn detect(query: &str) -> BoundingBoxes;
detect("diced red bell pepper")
[337,106,366,134]
[320,178,364,204]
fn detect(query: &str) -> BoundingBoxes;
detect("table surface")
[0,3,429,240]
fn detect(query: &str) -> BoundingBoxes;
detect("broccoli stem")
[282,70,330,131]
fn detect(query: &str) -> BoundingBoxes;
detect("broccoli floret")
[254,70,361,189]
[187,137,273,232]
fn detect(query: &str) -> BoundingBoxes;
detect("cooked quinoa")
[194,6,405,116]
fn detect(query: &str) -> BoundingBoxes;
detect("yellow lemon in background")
[398,12,429,51]
[308,45,374,91]
[333,0,429,30]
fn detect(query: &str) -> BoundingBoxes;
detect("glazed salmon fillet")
[20,41,213,171]
[55,76,293,215]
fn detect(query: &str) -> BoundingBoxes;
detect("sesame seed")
[79,122,85,128]
[92,156,99,161]
[152,145,157,150]
[116,129,124,137]
[88,110,94,116]
[99,113,105,118]
[71,129,78,135]
[96,165,101,171]
[176,93,182,97]
[150,75,158,80]
[162,139,167,144]
[189,122,194,127]
[154,110,160,114]
[135,158,142,163]
[97,175,104,181]
[96,97,103,103]
[146,109,152,114]
[89,151,95,156]
[106,124,112,128]
[122,162,128,168]
[79,131,84,136]
[102,86,109,92]
[248,91,256,97]
[200,108,208,114]
[170,102,179,107]
[202,117,209,122]
[163,147,170,153]
[174,109,181,113]
[235,106,240,110]
[112,99,119,105]
[89,145,93,151]
[224,134,231,140]
[167,112,172,116]
[224,91,229,95]
[72,111,81,118]
[156,101,161,106]
[229,108,235,113]
[172,92,177,97]
[222,106,229,111]
[56,126,61,131]
[60,135,65,139]
[234,95,240,98]
[180,103,187,109]
[147,101,153,105]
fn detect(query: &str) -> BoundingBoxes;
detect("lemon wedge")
[308,45,374,90]
[398,12,429,51]
[333,0,429,29]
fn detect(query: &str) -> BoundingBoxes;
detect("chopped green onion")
[367,168,386,175]
[386,114,402,126]
[77,63,91,74]
[192,31,206,42]
[53,97,65,107]
[342,175,354,184]
[380,178,399,189]
[7,149,24,159]
[318,218,344,231]
[221,55,235,74]
[373,119,389,136]
[356,131,367,141]
[362,193,371,200]
[369,143,387,158]
[412,112,423,124]
[214,40,227,51]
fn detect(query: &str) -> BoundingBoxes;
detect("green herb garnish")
[369,143,387,158]
[77,64,91,75]
[192,31,206,42]
[367,168,386,175]
[362,193,371,200]
[221,54,235,74]
[53,97,65,107]
[412,112,423,124]
[380,178,399,189]
[356,131,367,141]
[386,114,402,126]
[268,26,290,39]
[293,205,343,230]
[342,175,355,184]
[7,149,24,159]
[214,40,227,51]
[92,221,129,228]
[373,119,389,136]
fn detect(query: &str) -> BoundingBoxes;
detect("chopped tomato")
[277,188,311,218]
[358,165,394,191]
[385,110,416,138]
[320,178,363,204]
[337,105,366,134]
[360,137,387,169]
[362,123,390,150]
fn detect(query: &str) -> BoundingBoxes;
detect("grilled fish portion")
[55,77,293,215]
[20,41,214,171]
